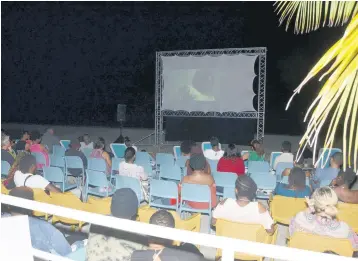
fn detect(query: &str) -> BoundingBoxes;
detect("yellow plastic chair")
[215,219,278,261]
[1,182,9,195]
[337,202,358,233]
[288,232,354,257]
[270,195,307,225]
[84,196,111,215]
[32,189,53,220]
[50,192,87,229]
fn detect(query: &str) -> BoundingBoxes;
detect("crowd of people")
[1,129,358,259]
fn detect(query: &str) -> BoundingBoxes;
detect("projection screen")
[161,54,258,113]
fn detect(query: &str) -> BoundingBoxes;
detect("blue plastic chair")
[84,170,115,201]
[212,172,237,196]
[66,247,85,261]
[179,183,212,231]
[110,143,127,158]
[53,145,65,157]
[110,157,124,182]
[280,175,310,186]
[32,151,48,171]
[270,152,283,169]
[223,187,236,199]
[173,146,181,159]
[156,153,175,167]
[175,156,189,169]
[247,161,270,174]
[115,175,142,203]
[81,148,93,158]
[50,154,65,169]
[64,156,85,186]
[1,161,11,177]
[43,166,76,192]
[149,179,179,211]
[60,140,71,150]
[136,151,154,163]
[207,159,219,172]
[201,142,222,152]
[275,162,294,181]
[134,158,153,178]
[250,173,276,199]
[87,158,107,173]
[317,148,342,169]
[159,164,182,182]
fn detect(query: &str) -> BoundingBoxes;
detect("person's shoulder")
[258,202,268,214]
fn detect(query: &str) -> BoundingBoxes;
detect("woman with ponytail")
[289,187,358,248]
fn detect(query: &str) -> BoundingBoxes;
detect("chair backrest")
[134,159,152,178]
[65,156,84,169]
[180,183,211,204]
[248,161,270,174]
[50,154,65,168]
[317,148,342,169]
[156,153,175,166]
[135,151,152,163]
[212,172,237,188]
[223,187,236,199]
[150,179,178,199]
[275,162,294,178]
[175,155,189,168]
[53,145,65,157]
[32,151,47,165]
[87,158,107,173]
[81,148,93,158]
[115,175,142,202]
[337,202,358,233]
[159,164,182,181]
[280,175,310,186]
[110,143,127,158]
[270,195,307,225]
[43,166,64,183]
[289,232,354,257]
[86,169,109,187]
[60,140,71,150]
[207,158,219,171]
[250,173,276,190]
[111,157,123,173]
[1,161,11,176]
[270,151,282,169]
[201,141,222,152]
[173,146,181,159]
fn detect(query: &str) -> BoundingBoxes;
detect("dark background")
[1,2,345,135]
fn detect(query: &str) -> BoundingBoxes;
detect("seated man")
[1,132,15,166]
[180,140,196,157]
[65,139,88,177]
[119,147,148,181]
[313,152,343,188]
[14,130,31,153]
[331,168,358,204]
[124,136,138,152]
[131,210,203,261]
[273,141,294,170]
[86,188,147,261]
[203,137,224,161]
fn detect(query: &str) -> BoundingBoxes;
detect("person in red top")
[217,144,245,176]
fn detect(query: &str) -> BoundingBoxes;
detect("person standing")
[41,128,60,153]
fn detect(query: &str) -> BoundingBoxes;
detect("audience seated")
[125,136,138,151]
[30,131,50,168]
[289,187,358,248]
[275,167,311,198]
[274,141,294,170]
[3,151,28,190]
[1,132,15,166]
[99,136,115,158]
[181,154,217,209]
[312,152,343,189]
[331,168,358,204]
[86,188,147,261]
[186,146,211,176]
[13,154,61,193]
[212,175,275,234]
[217,144,245,176]
[65,139,88,177]
[180,140,196,157]
[242,140,265,161]
[41,128,60,154]
[131,210,203,261]
[203,137,224,161]
[90,138,112,174]
[80,134,94,151]
[3,187,72,256]
[14,130,31,153]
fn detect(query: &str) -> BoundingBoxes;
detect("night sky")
[1,2,345,134]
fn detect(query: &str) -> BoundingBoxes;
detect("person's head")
[110,188,138,220]
[307,187,338,220]
[251,139,264,156]
[210,137,220,151]
[18,154,37,174]
[45,128,54,135]
[288,167,306,189]
[235,175,257,202]
[94,138,105,150]
[124,147,136,163]
[124,136,131,147]
[330,152,343,168]
[224,144,239,158]
[83,134,91,144]
[180,140,195,155]
[31,131,41,144]
[148,210,175,246]
[8,187,34,216]
[21,131,30,141]
[98,137,106,146]
[69,139,81,150]
[189,153,206,172]
[334,168,357,187]
[1,133,11,150]
[281,141,292,153]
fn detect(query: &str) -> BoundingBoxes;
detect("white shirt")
[274,152,294,169]
[14,170,50,190]
[118,162,148,181]
[204,149,224,160]
[212,198,274,229]
[80,142,94,151]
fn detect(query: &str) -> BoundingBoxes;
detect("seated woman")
[185,145,211,176]
[181,154,217,210]
[275,167,311,198]
[212,175,275,234]
[90,138,112,175]
[242,140,265,162]
[29,131,50,169]
[289,187,358,248]
[217,144,245,176]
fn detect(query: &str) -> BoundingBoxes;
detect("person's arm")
[241,152,249,161]
[206,160,211,175]
[138,166,148,181]
[258,202,275,235]
[45,183,62,193]
[102,151,112,169]
[334,186,358,204]
[211,199,227,226]
[40,145,49,154]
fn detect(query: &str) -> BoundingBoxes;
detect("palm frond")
[286,14,358,171]
[274,1,358,34]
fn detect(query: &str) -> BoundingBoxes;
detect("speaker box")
[116,104,127,122]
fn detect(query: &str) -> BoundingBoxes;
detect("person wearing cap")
[212,175,275,235]
[331,168,358,204]
[181,154,217,209]
[86,188,147,261]
[313,152,343,189]
[65,139,88,177]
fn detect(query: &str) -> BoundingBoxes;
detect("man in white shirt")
[273,141,294,170]
[118,147,147,181]
[203,137,224,160]
[80,134,94,151]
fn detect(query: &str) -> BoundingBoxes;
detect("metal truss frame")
[155,47,267,145]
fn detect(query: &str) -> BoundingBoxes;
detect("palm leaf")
[286,14,358,171]
[274,1,358,34]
